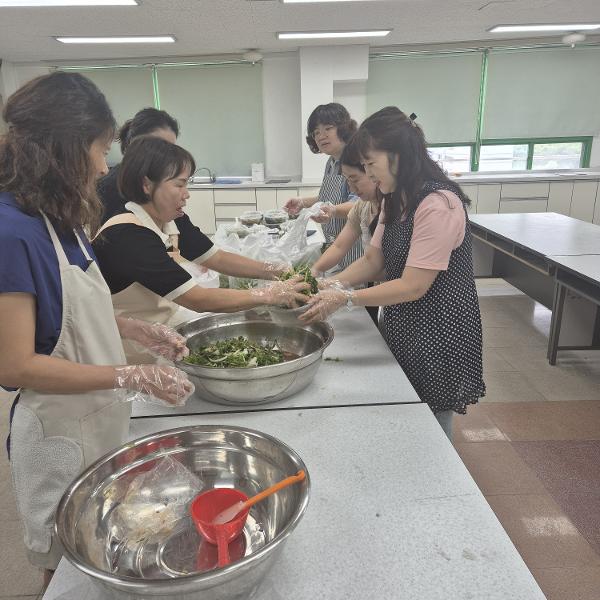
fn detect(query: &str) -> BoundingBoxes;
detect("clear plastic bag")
[110,455,202,545]
[214,204,324,269]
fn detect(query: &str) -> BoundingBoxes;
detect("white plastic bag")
[214,204,324,268]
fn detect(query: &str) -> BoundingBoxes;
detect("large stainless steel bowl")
[175,310,334,405]
[56,425,310,600]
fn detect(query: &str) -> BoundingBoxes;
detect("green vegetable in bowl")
[279,264,319,296]
[184,336,284,368]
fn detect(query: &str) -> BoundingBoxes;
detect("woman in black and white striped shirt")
[284,103,362,270]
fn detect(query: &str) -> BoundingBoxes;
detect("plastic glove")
[118,318,189,362]
[283,197,304,216]
[250,275,310,307]
[263,261,293,279]
[310,202,336,224]
[299,286,354,323]
[114,364,195,406]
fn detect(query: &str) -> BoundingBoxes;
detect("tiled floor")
[1,278,600,599]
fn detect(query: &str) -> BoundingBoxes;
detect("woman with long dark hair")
[284,103,361,271]
[0,73,194,579]
[302,107,485,438]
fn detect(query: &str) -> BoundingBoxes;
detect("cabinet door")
[594,183,600,225]
[301,186,322,198]
[276,188,298,208]
[256,189,277,212]
[476,184,501,213]
[500,182,550,199]
[186,190,215,235]
[213,189,256,205]
[570,181,598,223]
[547,182,573,216]
[459,184,478,214]
[499,199,548,213]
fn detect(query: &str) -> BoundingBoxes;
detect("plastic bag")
[214,204,324,268]
[110,455,202,545]
[179,259,220,289]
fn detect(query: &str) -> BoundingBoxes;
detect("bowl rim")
[176,317,334,375]
[55,424,311,590]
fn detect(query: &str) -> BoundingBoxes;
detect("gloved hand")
[114,364,195,406]
[283,197,305,216]
[299,286,355,323]
[250,275,310,307]
[310,202,336,224]
[118,318,189,362]
[263,261,293,279]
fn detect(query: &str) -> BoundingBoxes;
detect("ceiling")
[0,0,599,63]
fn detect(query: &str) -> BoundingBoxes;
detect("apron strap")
[39,211,69,268]
[73,229,94,263]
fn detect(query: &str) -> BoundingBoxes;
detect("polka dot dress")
[381,181,486,414]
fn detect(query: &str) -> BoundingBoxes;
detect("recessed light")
[0,0,137,5]
[278,30,391,40]
[489,23,600,33]
[55,36,175,44]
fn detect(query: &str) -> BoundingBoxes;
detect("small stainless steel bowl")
[175,310,333,405]
[56,425,310,600]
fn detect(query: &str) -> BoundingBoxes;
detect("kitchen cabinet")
[500,182,550,199]
[213,189,256,205]
[547,182,573,216]
[214,204,250,222]
[476,184,501,213]
[186,189,216,235]
[256,189,277,212]
[499,199,548,213]
[459,184,478,214]
[276,188,298,208]
[570,181,598,223]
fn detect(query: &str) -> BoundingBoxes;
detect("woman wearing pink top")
[302,106,485,439]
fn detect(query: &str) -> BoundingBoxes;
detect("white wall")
[262,54,302,180]
[590,135,600,168]
[299,45,369,182]
[333,81,367,125]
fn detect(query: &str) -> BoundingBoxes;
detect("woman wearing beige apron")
[0,72,194,582]
[93,136,310,363]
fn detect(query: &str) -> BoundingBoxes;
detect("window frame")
[428,136,592,173]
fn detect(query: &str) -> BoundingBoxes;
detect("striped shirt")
[318,157,362,270]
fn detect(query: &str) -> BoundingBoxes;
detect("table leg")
[547,283,566,365]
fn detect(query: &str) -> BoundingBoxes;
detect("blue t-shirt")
[0,192,96,357]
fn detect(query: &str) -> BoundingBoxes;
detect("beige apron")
[97,204,210,363]
[9,213,131,569]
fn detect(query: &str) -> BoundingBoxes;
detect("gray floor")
[1,278,599,598]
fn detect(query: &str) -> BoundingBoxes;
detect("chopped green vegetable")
[324,357,342,362]
[279,264,319,296]
[184,336,284,368]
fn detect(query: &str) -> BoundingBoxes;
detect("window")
[531,142,584,170]
[479,144,528,172]
[428,145,473,174]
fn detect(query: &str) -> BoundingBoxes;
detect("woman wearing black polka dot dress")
[302,107,486,439]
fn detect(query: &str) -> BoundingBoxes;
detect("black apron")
[381,181,486,414]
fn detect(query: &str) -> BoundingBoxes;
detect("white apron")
[9,213,131,569]
[97,204,212,363]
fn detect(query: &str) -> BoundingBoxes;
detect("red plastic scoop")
[190,488,249,568]
[190,470,306,568]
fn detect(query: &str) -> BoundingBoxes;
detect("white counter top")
[188,169,600,190]
[43,404,545,600]
[132,308,420,418]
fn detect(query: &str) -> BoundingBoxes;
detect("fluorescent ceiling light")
[278,30,391,40]
[489,23,600,33]
[56,36,175,44]
[0,0,137,5]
